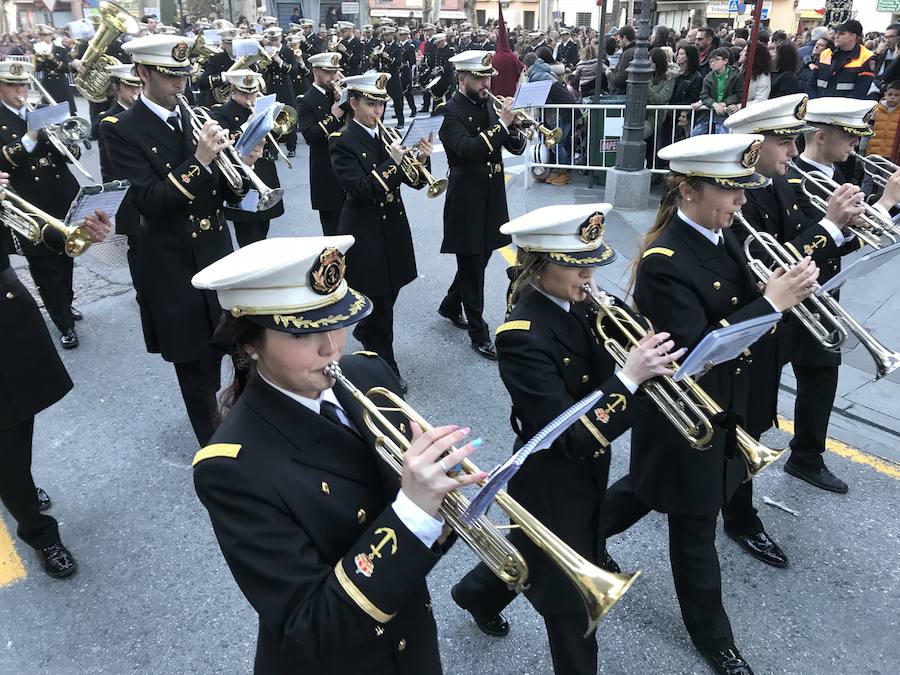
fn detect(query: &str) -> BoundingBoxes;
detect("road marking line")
[778,416,900,480]
[0,516,26,587]
[500,245,516,265]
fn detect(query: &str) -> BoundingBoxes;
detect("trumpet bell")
[59,116,91,143]
[43,222,93,257]
[427,178,448,198]
[581,569,641,637]
[258,187,284,212]
[273,104,298,137]
[542,126,563,149]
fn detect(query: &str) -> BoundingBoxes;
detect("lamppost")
[605,0,654,209]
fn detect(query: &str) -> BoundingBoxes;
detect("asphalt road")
[1,116,898,674]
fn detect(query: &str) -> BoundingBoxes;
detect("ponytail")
[212,315,265,426]
[505,250,548,318]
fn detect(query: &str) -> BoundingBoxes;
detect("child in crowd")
[691,47,742,136]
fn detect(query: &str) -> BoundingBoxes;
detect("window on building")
[524,10,534,31]
[477,10,486,26]
[576,12,592,28]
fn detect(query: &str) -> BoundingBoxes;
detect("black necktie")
[166,112,181,134]
[320,400,345,427]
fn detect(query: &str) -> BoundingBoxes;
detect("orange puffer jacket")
[867,103,900,160]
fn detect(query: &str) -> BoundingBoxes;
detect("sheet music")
[674,312,782,381]
[816,241,900,295]
[27,103,71,132]
[510,80,553,109]
[400,116,444,145]
[64,181,131,228]
[233,39,259,58]
[253,94,277,115]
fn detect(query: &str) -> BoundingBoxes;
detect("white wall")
[853,2,896,33]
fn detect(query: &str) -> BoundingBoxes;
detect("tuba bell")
[74,0,141,103]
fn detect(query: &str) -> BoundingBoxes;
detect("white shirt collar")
[117,99,133,111]
[531,282,571,313]
[140,92,180,125]
[313,83,328,97]
[353,117,378,138]
[3,102,26,120]
[678,208,723,246]
[799,153,834,179]
[257,370,344,416]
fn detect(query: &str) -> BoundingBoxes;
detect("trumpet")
[212,45,274,103]
[486,91,563,148]
[737,211,900,379]
[0,186,93,257]
[26,76,94,181]
[852,151,900,191]
[267,104,297,169]
[581,285,784,476]
[176,94,284,212]
[788,161,898,249]
[324,361,639,635]
[375,119,448,198]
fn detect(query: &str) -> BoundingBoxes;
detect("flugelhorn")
[852,151,900,192]
[487,91,563,148]
[0,186,93,256]
[324,361,639,635]
[375,119,448,198]
[26,76,93,181]
[737,211,900,379]
[788,161,898,249]
[74,0,140,103]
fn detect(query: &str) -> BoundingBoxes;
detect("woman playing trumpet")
[328,72,433,394]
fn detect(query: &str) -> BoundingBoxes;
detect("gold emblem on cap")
[375,74,388,90]
[309,247,346,295]
[171,41,190,63]
[243,74,255,86]
[794,96,808,121]
[9,63,23,76]
[579,212,605,244]
[482,53,493,67]
[741,139,762,169]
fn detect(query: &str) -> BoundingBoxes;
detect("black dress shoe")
[727,530,788,568]
[438,307,469,329]
[471,340,498,361]
[450,583,510,637]
[784,461,848,494]
[36,542,77,579]
[36,487,51,512]
[82,139,91,150]
[287,150,296,158]
[701,646,754,675]
[60,328,79,350]
[396,121,405,130]
[600,549,621,574]
[70,307,83,321]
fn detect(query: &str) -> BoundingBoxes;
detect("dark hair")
[605,36,617,56]
[649,47,668,82]
[214,315,265,415]
[775,41,799,73]
[536,45,554,63]
[697,27,714,40]
[888,80,900,91]
[757,30,770,45]
[772,30,788,44]
[679,43,700,73]
[523,52,537,67]
[734,27,749,40]
[618,25,635,41]
[711,46,732,63]
[888,23,900,34]
[506,250,548,316]
[747,41,770,78]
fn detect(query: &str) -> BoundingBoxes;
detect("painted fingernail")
[460,427,471,435]
[471,437,483,447]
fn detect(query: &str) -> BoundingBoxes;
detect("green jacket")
[700,67,743,108]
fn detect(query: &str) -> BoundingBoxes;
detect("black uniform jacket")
[194,353,447,675]
[103,97,237,362]
[631,216,781,516]
[211,98,285,224]
[0,106,80,258]
[296,84,345,212]
[436,91,526,255]
[379,43,404,99]
[785,157,865,368]
[34,44,72,103]
[341,36,367,76]
[400,40,417,89]
[329,120,424,297]
[496,288,638,615]
[262,44,298,105]
[97,101,140,237]
[555,40,580,70]
[0,246,72,428]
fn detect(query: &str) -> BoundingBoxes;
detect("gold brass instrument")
[212,45,274,104]
[788,161,898,249]
[176,94,284,211]
[267,104,297,169]
[582,286,714,449]
[26,76,94,181]
[486,90,563,148]
[324,361,639,635]
[852,151,900,191]
[375,119,448,198]
[0,186,93,256]
[369,42,384,63]
[189,32,222,67]
[74,1,140,103]
[737,211,900,379]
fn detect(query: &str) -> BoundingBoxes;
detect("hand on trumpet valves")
[824,183,865,229]
[401,422,488,518]
[763,256,820,311]
[498,96,516,128]
[195,119,231,167]
[0,170,8,186]
[622,331,687,386]
[415,132,434,160]
[387,139,410,166]
[82,209,113,243]
[876,169,900,211]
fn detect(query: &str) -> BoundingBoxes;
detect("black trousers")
[402,79,417,116]
[441,252,492,344]
[233,220,270,248]
[26,254,74,333]
[788,364,838,470]
[353,291,400,373]
[600,476,735,653]
[318,209,342,237]
[281,128,297,152]
[173,357,222,447]
[0,418,60,549]
[421,88,431,113]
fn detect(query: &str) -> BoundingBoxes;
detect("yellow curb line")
[0,515,26,588]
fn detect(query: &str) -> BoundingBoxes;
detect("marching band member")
[337,21,366,77]
[780,97,900,493]
[371,25,406,129]
[428,34,455,110]
[328,72,432,394]
[211,70,284,247]
[600,135,820,675]
[0,60,83,350]
[262,26,299,159]
[33,25,77,117]
[196,28,238,108]
[436,50,526,361]
[723,95,864,565]
[418,24,437,113]
[103,35,259,446]
[398,27,418,121]
[191,235,485,673]
[452,204,682,674]
[1,170,112,579]
[296,52,346,236]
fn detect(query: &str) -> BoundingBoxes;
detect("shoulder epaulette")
[353,350,379,357]
[329,131,342,138]
[192,443,241,467]
[432,101,446,112]
[641,247,674,259]
[787,178,801,184]
[100,115,118,124]
[496,320,531,335]
[211,103,222,109]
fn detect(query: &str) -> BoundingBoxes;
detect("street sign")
[877,0,900,11]
[728,0,739,13]
[341,2,359,15]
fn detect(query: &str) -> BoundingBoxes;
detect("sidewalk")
[502,164,900,466]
